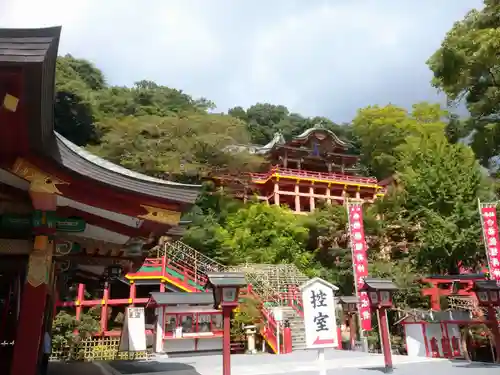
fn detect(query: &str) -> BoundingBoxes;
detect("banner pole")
[346,199,369,352]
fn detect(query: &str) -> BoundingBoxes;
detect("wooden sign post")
[300,278,339,375]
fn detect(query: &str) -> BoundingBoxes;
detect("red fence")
[250,166,378,185]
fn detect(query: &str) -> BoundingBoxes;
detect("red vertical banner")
[479,202,500,281]
[347,202,372,331]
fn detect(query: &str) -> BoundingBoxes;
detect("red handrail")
[250,166,378,185]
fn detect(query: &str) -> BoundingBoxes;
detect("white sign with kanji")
[300,277,339,349]
[119,307,147,351]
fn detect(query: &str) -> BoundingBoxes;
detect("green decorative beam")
[1,212,86,233]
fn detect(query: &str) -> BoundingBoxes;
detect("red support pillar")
[378,307,393,373]
[283,323,292,353]
[429,288,440,310]
[349,313,356,350]
[10,191,56,375]
[75,283,85,321]
[101,283,110,334]
[129,282,136,306]
[222,306,231,375]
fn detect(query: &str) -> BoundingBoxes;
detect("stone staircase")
[281,306,306,350]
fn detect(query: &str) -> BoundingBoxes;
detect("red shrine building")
[0,27,202,375]
[216,128,385,212]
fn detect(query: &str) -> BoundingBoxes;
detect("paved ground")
[98,349,500,375]
[49,361,106,375]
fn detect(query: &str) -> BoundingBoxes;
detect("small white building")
[399,310,470,359]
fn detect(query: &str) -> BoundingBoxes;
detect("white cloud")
[0,0,484,121]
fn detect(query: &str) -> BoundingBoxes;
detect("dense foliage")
[54,1,496,315]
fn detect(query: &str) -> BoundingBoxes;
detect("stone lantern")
[473,280,500,363]
[338,296,359,350]
[362,278,398,309]
[205,272,247,375]
[338,296,358,314]
[361,278,398,373]
[473,280,500,307]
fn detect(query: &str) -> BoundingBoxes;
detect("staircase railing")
[159,240,226,287]
[240,285,285,354]
[153,242,306,353]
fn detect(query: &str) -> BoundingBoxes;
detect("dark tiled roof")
[0,27,60,149]
[423,274,486,281]
[362,278,398,291]
[149,292,214,305]
[205,272,247,287]
[0,27,59,63]
[474,280,500,291]
[50,133,201,204]
[337,296,359,304]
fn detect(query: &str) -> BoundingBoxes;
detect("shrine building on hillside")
[215,127,386,213]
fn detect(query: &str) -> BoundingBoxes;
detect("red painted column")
[378,307,393,373]
[101,283,110,334]
[283,322,292,353]
[487,306,500,363]
[349,313,356,350]
[75,283,85,321]
[222,307,231,375]
[129,282,136,306]
[10,191,56,375]
[430,288,440,311]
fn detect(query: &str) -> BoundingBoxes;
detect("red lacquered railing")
[240,286,287,354]
[130,256,209,292]
[250,166,378,185]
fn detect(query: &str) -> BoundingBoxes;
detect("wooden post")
[129,282,136,306]
[75,283,85,321]
[309,186,315,212]
[274,183,280,206]
[11,190,56,375]
[378,307,393,373]
[222,306,231,375]
[294,184,300,213]
[101,283,110,334]
[326,185,331,205]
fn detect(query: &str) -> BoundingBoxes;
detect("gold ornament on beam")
[27,239,54,288]
[3,93,19,112]
[139,205,181,225]
[11,158,68,194]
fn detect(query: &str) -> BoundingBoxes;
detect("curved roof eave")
[49,132,202,205]
[294,127,351,147]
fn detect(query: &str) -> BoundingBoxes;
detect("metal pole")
[223,307,231,375]
[276,321,281,355]
[378,308,393,373]
[317,347,326,375]
[346,200,369,352]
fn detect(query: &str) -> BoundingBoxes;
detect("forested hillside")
[53,0,499,308]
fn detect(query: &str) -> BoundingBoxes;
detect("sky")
[1,0,484,122]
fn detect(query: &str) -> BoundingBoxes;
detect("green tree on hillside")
[88,114,264,183]
[352,102,448,179]
[375,133,491,274]
[229,103,349,145]
[427,0,500,168]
